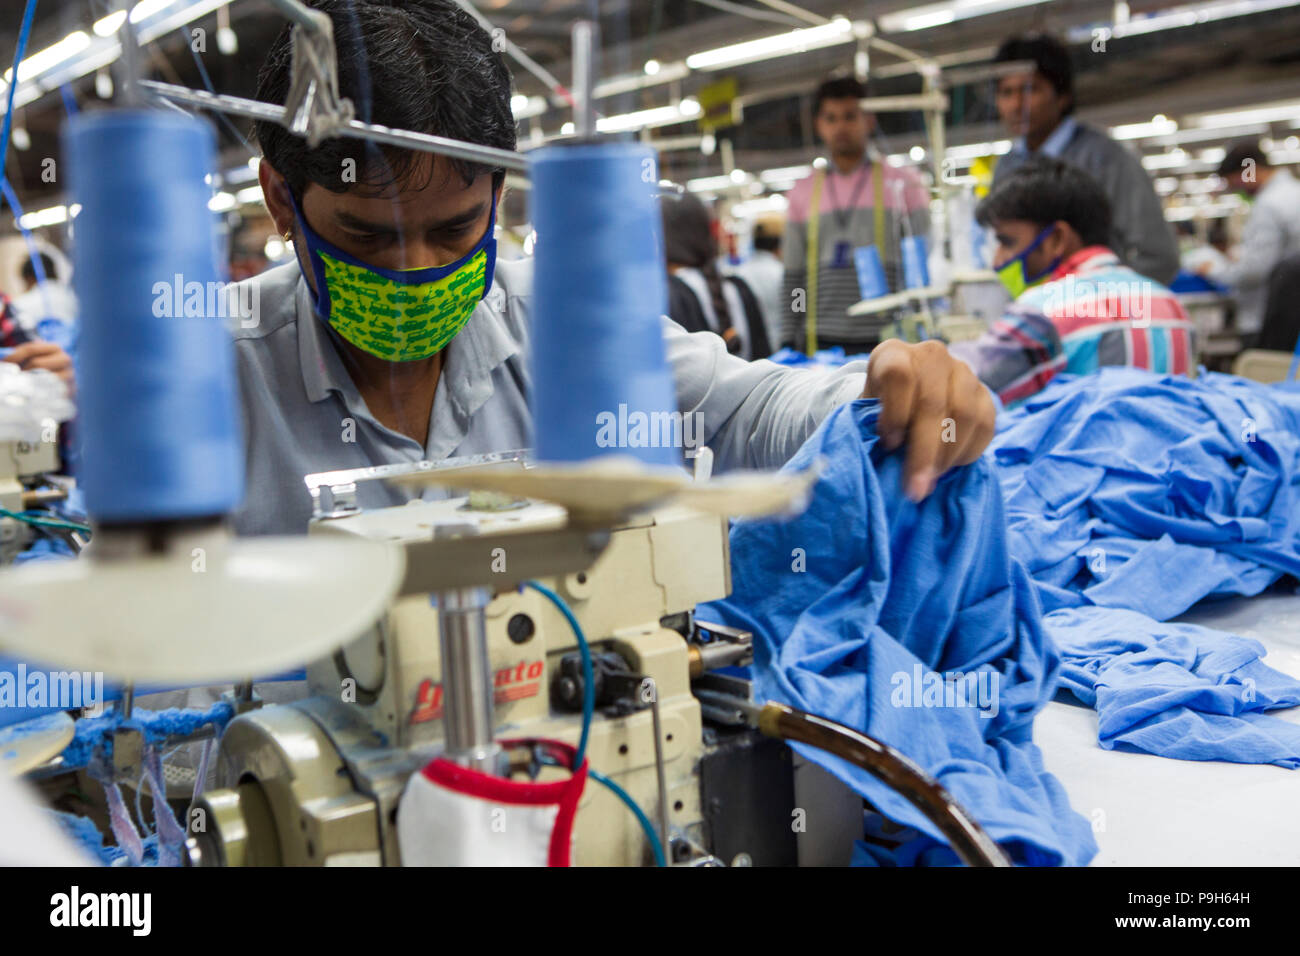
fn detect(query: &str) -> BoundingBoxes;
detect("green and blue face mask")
[995,225,1061,299]
[289,192,497,362]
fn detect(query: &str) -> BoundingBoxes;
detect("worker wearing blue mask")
[231,0,997,537]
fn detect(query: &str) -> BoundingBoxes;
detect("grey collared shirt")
[230,256,866,536]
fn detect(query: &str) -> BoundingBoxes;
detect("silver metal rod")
[140,81,530,173]
[571,21,596,139]
[119,683,134,719]
[643,677,671,862]
[116,0,142,108]
[436,587,501,774]
[266,0,323,31]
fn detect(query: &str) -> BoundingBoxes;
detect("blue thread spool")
[901,234,931,289]
[529,142,678,466]
[853,245,890,299]
[65,111,243,522]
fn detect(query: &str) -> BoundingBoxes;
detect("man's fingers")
[946,363,994,468]
[901,342,949,501]
[865,341,915,450]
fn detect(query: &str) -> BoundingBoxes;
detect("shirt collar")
[1052,244,1118,280]
[1013,116,1078,158]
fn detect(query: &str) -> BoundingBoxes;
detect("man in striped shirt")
[951,157,1193,406]
[780,76,930,354]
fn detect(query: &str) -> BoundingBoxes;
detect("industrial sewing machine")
[185,457,865,866]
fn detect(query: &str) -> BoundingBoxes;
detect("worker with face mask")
[231,0,997,538]
[951,157,1194,406]
[991,33,1179,286]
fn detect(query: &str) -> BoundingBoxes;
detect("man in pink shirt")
[780,76,931,354]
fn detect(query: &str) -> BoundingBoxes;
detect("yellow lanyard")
[804,161,886,355]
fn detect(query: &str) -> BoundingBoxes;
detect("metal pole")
[571,21,597,139]
[139,81,530,173]
[436,587,502,774]
[642,677,671,862]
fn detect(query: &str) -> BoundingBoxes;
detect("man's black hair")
[993,34,1075,115]
[1217,139,1270,178]
[813,75,867,116]
[976,156,1112,247]
[254,0,516,198]
[753,223,781,253]
[20,252,56,284]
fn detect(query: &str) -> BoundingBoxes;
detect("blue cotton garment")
[699,399,1097,866]
[1045,606,1300,768]
[991,368,1300,620]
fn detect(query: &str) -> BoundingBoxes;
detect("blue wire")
[0,0,38,172]
[537,753,668,868]
[523,580,593,769]
[0,1,50,314]
[589,768,668,867]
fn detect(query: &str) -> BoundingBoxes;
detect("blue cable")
[0,0,38,171]
[537,753,668,868]
[589,768,669,867]
[523,580,593,769]
[0,1,51,312]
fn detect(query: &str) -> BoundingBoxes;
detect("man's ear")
[259,161,296,238]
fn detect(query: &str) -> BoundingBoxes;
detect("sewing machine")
[183,459,863,866]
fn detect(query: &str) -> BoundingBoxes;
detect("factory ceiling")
[0,0,1298,214]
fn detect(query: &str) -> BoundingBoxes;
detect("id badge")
[829,240,854,269]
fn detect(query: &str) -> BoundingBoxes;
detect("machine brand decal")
[410,660,544,724]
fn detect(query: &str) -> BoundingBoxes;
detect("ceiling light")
[686,19,857,71]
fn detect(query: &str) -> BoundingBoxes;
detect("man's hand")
[4,341,76,393]
[863,338,995,502]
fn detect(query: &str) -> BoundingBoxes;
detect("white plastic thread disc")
[0,537,405,683]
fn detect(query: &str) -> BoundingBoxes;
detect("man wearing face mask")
[950,157,1193,406]
[232,0,995,537]
[991,34,1179,286]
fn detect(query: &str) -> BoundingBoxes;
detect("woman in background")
[662,192,771,361]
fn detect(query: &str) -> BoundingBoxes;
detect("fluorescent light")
[93,11,127,36]
[18,205,68,229]
[1147,122,1267,146]
[130,0,176,24]
[644,59,661,76]
[879,0,1051,34]
[235,186,264,205]
[1110,116,1178,140]
[1067,0,1300,44]
[593,61,688,99]
[759,164,812,183]
[1189,100,1300,129]
[729,168,748,183]
[6,31,90,84]
[944,140,1013,161]
[511,95,546,120]
[595,100,700,134]
[560,121,575,135]
[208,192,236,212]
[686,18,856,71]
[909,145,926,161]
[686,175,736,193]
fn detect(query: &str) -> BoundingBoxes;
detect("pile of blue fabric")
[703,371,1300,865]
[991,368,1300,620]
[700,400,1099,866]
[992,369,1300,768]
